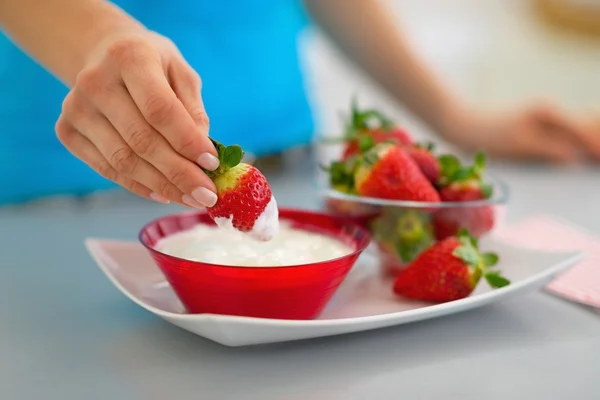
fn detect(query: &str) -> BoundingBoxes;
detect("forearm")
[0,0,144,86]
[304,0,465,136]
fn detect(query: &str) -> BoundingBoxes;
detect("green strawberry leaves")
[457,227,478,247]
[453,240,480,267]
[453,229,480,266]
[480,183,494,199]
[474,151,486,172]
[362,146,382,167]
[372,209,434,264]
[326,156,359,192]
[347,97,394,135]
[222,144,243,169]
[437,151,494,199]
[453,228,509,289]
[438,154,462,182]
[484,271,510,288]
[357,133,376,153]
[481,252,499,267]
[207,138,245,177]
[394,210,434,262]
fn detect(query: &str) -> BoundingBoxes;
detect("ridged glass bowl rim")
[317,173,510,209]
[138,208,372,270]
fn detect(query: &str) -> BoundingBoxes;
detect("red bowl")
[139,208,371,320]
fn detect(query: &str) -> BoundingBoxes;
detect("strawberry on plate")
[205,139,278,241]
[354,143,440,202]
[393,229,510,302]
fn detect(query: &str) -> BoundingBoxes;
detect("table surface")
[2,155,600,400]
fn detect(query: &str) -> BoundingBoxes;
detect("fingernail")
[182,194,205,209]
[150,192,170,204]
[197,153,219,171]
[191,187,218,207]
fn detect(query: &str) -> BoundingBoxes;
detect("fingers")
[512,115,579,164]
[61,91,186,204]
[530,136,579,165]
[60,33,222,207]
[79,81,217,207]
[55,117,165,203]
[534,105,600,160]
[120,56,219,170]
[168,58,210,131]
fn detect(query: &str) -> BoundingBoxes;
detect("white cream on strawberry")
[155,220,353,267]
[249,196,279,241]
[213,196,279,241]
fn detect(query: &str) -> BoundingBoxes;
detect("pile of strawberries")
[325,101,510,302]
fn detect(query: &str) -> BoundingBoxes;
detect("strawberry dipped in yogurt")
[204,139,279,241]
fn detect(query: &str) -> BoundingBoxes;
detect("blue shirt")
[0,0,314,205]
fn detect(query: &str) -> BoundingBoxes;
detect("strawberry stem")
[205,138,245,179]
[347,98,395,135]
[437,152,494,199]
[452,228,510,288]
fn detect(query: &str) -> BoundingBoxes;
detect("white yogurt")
[214,196,279,241]
[155,221,354,266]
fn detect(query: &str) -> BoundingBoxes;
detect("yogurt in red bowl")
[139,208,371,320]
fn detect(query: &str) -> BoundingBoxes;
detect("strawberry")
[372,209,434,276]
[341,100,413,160]
[433,206,495,240]
[433,151,495,239]
[406,143,440,185]
[342,128,413,160]
[393,229,509,302]
[354,143,440,202]
[437,152,493,201]
[204,139,278,241]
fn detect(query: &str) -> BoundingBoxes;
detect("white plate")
[85,238,584,347]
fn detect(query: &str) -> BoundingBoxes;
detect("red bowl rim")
[138,207,372,270]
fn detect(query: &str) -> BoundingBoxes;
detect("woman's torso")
[0,0,314,205]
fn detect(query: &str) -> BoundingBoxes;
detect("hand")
[445,103,600,164]
[55,30,219,207]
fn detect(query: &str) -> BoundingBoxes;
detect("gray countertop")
[1,155,600,400]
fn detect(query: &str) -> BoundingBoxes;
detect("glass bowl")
[320,174,509,277]
[139,208,371,320]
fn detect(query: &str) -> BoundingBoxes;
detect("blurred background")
[302,0,600,148]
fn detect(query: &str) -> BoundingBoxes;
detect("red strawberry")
[393,229,509,302]
[342,128,413,160]
[406,143,440,185]
[433,151,495,239]
[205,139,278,241]
[341,100,413,159]
[432,206,495,240]
[354,143,440,202]
[437,152,493,201]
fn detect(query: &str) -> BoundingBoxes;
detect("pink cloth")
[496,215,600,308]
